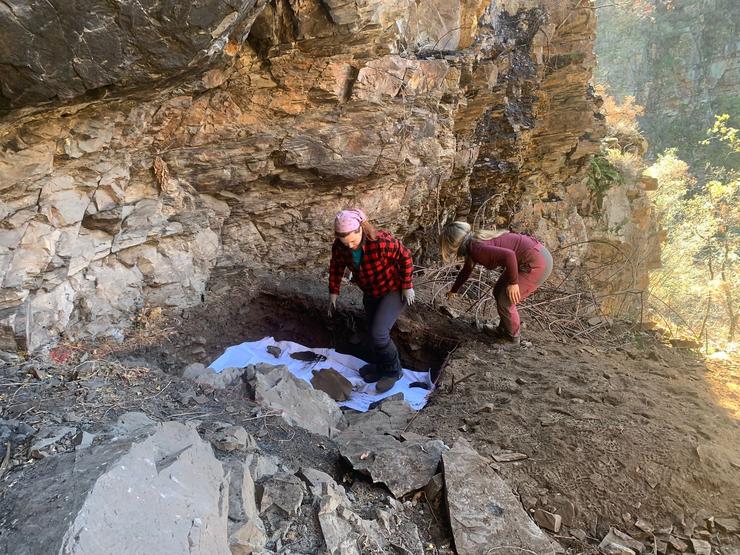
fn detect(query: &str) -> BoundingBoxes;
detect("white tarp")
[209,337,434,412]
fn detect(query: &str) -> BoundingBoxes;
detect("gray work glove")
[328,294,338,317]
[402,288,415,306]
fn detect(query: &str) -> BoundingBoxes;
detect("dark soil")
[2,269,738,554]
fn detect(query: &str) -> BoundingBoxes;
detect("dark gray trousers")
[363,291,404,365]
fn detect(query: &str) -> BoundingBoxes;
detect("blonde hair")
[439,221,508,263]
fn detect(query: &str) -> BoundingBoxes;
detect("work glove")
[328,294,338,317]
[402,288,415,306]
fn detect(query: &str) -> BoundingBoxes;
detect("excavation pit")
[120,277,460,386]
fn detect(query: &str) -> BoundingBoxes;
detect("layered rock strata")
[0,0,658,351]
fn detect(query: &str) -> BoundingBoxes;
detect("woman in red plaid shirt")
[328,209,415,393]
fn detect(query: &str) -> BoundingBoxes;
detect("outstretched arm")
[450,257,476,294]
[328,241,347,295]
[388,237,414,290]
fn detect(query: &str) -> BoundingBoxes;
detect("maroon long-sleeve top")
[450,233,542,293]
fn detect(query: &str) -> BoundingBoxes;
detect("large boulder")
[0,421,231,555]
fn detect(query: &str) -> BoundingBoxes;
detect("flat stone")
[668,535,688,552]
[299,467,340,498]
[443,438,562,555]
[337,429,446,498]
[534,509,562,533]
[599,528,644,555]
[183,363,245,389]
[245,451,283,483]
[110,411,155,437]
[29,426,76,458]
[343,397,414,434]
[258,473,305,516]
[635,518,654,534]
[570,528,587,541]
[551,494,576,527]
[690,538,711,555]
[211,425,251,452]
[310,368,353,401]
[599,542,636,555]
[714,517,739,533]
[491,451,528,463]
[225,461,266,555]
[229,522,269,555]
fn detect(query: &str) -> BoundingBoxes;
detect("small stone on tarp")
[310,368,352,401]
[266,345,282,358]
[289,351,326,363]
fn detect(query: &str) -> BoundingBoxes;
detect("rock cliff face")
[595,0,739,166]
[0,0,658,351]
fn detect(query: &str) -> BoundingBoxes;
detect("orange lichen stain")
[224,40,240,57]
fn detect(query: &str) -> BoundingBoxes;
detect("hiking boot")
[483,324,507,338]
[492,334,521,348]
[359,363,383,383]
[375,369,402,393]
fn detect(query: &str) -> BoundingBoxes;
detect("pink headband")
[334,209,366,233]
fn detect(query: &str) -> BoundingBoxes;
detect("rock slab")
[338,429,446,498]
[443,438,562,555]
[250,364,344,438]
[0,421,231,555]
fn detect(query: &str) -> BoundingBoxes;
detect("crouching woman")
[440,222,552,346]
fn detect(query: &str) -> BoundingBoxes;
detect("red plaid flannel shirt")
[328,230,414,298]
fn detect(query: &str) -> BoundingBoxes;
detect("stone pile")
[219,362,564,554]
[0,408,430,555]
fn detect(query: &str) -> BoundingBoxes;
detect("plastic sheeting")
[209,336,434,412]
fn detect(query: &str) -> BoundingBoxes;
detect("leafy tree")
[647,120,738,347]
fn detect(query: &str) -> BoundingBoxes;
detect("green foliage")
[701,114,740,154]
[647,134,739,348]
[595,0,739,173]
[587,154,624,207]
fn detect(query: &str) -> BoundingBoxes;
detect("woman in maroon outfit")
[440,222,552,346]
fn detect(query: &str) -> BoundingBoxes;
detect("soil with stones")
[1,268,738,554]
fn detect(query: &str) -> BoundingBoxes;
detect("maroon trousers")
[493,246,553,337]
